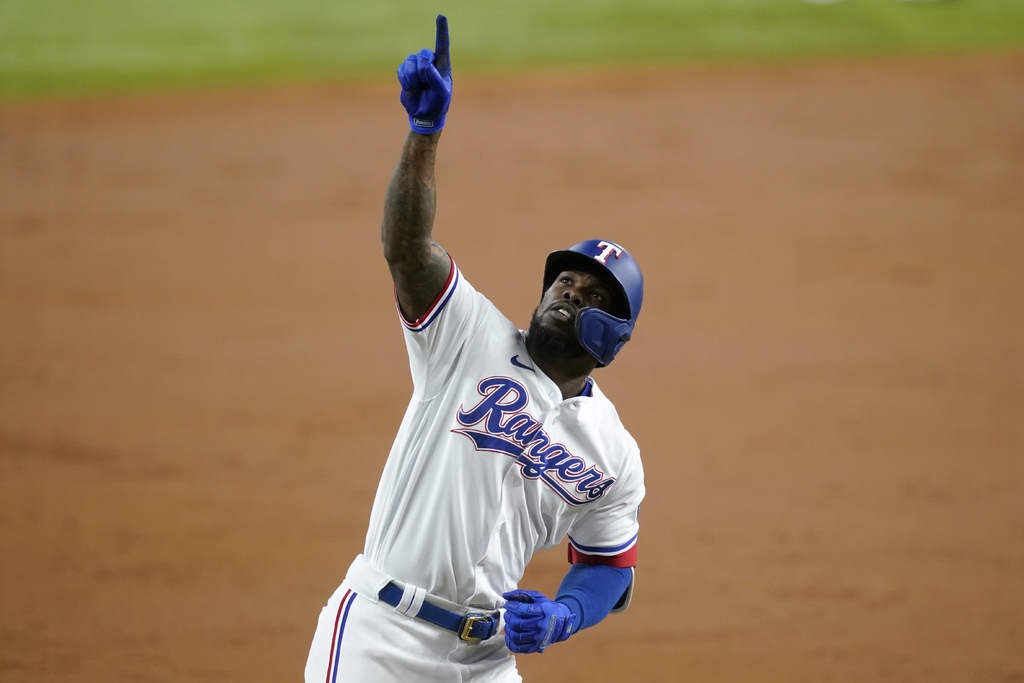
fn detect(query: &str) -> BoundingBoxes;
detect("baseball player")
[304,15,646,682]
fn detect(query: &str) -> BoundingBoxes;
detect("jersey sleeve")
[396,257,502,398]
[396,255,462,335]
[566,447,645,568]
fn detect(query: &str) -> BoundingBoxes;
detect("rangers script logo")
[453,377,615,505]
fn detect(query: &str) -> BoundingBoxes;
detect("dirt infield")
[2,53,1023,683]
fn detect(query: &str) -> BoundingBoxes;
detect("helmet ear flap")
[576,309,634,367]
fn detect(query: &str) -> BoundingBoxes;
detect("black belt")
[377,582,500,642]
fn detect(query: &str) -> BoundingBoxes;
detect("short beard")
[527,305,590,363]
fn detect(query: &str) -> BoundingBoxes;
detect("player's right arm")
[381,15,454,323]
[382,131,450,322]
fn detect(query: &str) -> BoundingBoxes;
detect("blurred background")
[2,2,1023,682]
[3,0,1024,99]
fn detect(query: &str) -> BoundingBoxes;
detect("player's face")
[537,270,617,330]
[529,268,611,334]
[528,269,616,364]
[528,270,614,362]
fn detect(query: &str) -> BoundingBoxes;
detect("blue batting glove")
[397,15,452,134]
[502,589,578,654]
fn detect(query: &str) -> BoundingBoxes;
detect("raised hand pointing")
[397,14,453,134]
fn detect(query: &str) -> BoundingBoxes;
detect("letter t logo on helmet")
[542,239,644,367]
[593,241,624,265]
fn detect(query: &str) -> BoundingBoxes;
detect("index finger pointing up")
[433,14,451,78]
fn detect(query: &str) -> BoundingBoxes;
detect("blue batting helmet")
[542,239,644,367]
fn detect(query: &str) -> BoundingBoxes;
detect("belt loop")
[394,583,427,619]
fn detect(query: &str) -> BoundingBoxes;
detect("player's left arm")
[503,439,645,654]
[502,564,633,654]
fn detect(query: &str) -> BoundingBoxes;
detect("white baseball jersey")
[362,257,645,610]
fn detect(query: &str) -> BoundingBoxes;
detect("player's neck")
[529,354,595,400]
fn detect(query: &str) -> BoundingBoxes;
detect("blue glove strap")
[409,113,446,135]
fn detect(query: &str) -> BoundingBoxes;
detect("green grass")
[2,0,1024,99]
